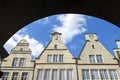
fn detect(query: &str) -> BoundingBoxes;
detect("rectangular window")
[82,69,90,80]
[37,69,43,80]
[21,72,28,80]
[59,55,63,62]
[53,55,58,62]
[91,69,99,80]
[44,69,50,80]
[19,58,25,67]
[89,55,95,63]
[11,72,18,80]
[67,69,73,80]
[109,69,118,80]
[54,45,57,49]
[47,55,52,62]
[96,55,103,63]
[60,69,65,80]
[2,72,9,80]
[100,69,108,80]
[12,58,18,67]
[52,69,58,80]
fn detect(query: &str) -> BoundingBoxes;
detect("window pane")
[44,69,50,80]
[100,69,108,80]
[37,69,43,80]
[91,70,99,80]
[89,55,95,63]
[59,55,63,62]
[2,72,9,80]
[47,55,52,62]
[109,69,118,80]
[12,72,18,80]
[52,69,58,80]
[60,69,65,80]
[21,72,28,80]
[96,55,103,63]
[53,55,58,62]
[54,45,57,49]
[67,69,73,80]
[19,58,25,67]
[12,58,18,67]
[82,69,90,80]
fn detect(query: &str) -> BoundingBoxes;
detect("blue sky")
[4,14,120,58]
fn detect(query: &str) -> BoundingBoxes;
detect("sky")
[3,14,120,59]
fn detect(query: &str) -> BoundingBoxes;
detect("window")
[52,69,58,80]
[12,58,18,67]
[44,69,50,80]
[109,69,118,80]
[92,45,95,49]
[59,55,63,62]
[11,72,18,80]
[19,58,25,67]
[53,55,58,62]
[91,70,99,80]
[82,69,90,80]
[100,69,108,80]
[67,69,73,80]
[60,69,65,80]
[37,69,43,80]
[21,72,28,80]
[47,55,52,62]
[96,55,103,63]
[89,55,95,63]
[54,45,57,49]
[2,72,9,80]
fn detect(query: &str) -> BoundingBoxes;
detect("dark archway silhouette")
[0,0,120,58]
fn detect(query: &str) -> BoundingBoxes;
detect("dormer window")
[92,45,95,49]
[54,45,57,49]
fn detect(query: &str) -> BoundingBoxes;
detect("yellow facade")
[1,32,120,80]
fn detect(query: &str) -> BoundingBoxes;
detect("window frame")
[11,72,18,80]
[89,55,95,63]
[2,72,9,80]
[21,72,28,80]
[12,58,18,67]
[19,58,25,67]
[82,69,90,80]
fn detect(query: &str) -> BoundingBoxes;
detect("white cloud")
[3,28,44,58]
[52,14,87,43]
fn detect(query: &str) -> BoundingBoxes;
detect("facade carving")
[0,32,120,80]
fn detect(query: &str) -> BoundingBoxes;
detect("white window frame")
[44,69,50,80]
[53,55,58,62]
[47,55,52,63]
[11,72,18,80]
[12,58,18,67]
[21,72,28,80]
[89,55,95,63]
[82,69,90,80]
[37,69,43,80]
[19,58,25,67]
[109,69,118,80]
[52,69,58,80]
[96,55,103,63]
[91,69,99,80]
[60,69,65,80]
[100,69,108,80]
[59,55,63,62]
[2,72,9,80]
[67,69,73,80]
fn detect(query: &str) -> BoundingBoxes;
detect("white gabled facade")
[77,33,120,80]
[0,39,34,80]
[1,32,120,80]
[34,32,77,80]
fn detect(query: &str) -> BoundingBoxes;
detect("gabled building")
[0,32,120,80]
[34,32,77,80]
[1,39,34,80]
[77,33,120,80]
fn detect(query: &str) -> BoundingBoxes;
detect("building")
[0,32,120,80]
